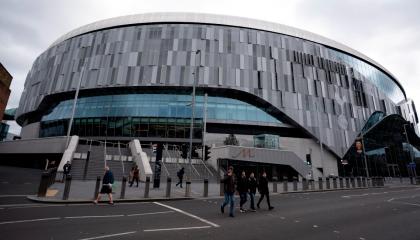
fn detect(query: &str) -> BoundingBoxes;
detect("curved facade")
[17,13,418,161]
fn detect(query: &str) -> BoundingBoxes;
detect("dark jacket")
[258,176,269,194]
[237,176,249,193]
[248,177,257,194]
[222,174,236,194]
[177,168,185,179]
[103,170,114,185]
[63,163,71,174]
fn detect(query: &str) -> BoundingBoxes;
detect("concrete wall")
[0,136,67,154]
[20,122,40,139]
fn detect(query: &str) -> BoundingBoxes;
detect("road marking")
[127,211,174,217]
[65,214,124,219]
[333,230,340,234]
[0,194,28,198]
[0,217,60,225]
[154,202,220,228]
[78,231,137,240]
[144,226,211,232]
[313,225,319,228]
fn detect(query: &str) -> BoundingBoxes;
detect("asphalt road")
[1,183,420,240]
[0,166,42,205]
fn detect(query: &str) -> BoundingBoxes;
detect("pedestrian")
[237,170,249,213]
[257,171,274,210]
[93,166,114,205]
[130,166,139,187]
[62,161,72,182]
[176,167,184,188]
[248,172,257,212]
[221,166,236,217]
[128,166,135,187]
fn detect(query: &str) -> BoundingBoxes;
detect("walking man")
[62,161,71,182]
[221,166,236,217]
[248,172,257,212]
[176,167,185,188]
[93,166,114,205]
[257,171,274,210]
[237,170,249,213]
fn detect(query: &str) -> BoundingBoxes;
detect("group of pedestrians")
[221,166,274,217]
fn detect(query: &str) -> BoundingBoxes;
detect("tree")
[224,134,239,146]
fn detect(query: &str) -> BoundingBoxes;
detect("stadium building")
[2,13,419,180]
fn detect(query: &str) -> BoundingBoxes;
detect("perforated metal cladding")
[17,23,409,157]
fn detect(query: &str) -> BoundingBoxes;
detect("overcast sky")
[1,0,420,134]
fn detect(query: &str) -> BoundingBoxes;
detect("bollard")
[339,177,344,188]
[94,176,101,199]
[326,177,330,189]
[293,177,298,191]
[362,177,366,188]
[380,177,385,187]
[120,177,127,199]
[333,177,337,189]
[203,179,209,197]
[185,181,191,197]
[220,179,224,196]
[144,177,150,198]
[410,176,414,185]
[273,177,278,193]
[302,178,308,191]
[345,177,350,188]
[62,174,72,200]
[350,177,355,188]
[166,177,172,198]
[367,178,371,188]
[309,179,315,190]
[37,172,51,197]
[318,177,323,190]
[283,177,288,192]
[356,177,362,188]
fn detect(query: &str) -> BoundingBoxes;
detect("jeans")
[239,192,248,209]
[221,192,235,215]
[249,192,255,209]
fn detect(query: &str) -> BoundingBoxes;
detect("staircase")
[71,144,133,180]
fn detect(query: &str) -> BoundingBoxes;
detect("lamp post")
[403,123,416,178]
[187,49,201,180]
[66,66,86,147]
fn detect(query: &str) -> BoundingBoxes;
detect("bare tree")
[224,134,239,146]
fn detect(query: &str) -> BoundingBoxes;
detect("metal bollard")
[62,174,72,200]
[357,177,362,188]
[38,172,51,197]
[346,177,350,188]
[220,179,224,196]
[273,177,278,193]
[326,177,330,189]
[94,176,101,199]
[318,177,323,190]
[310,179,315,190]
[302,178,308,191]
[333,177,337,189]
[166,177,172,198]
[293,177,298,191]
[283,177,288,192]
[120,177,127,199]
[339,177,344,188]
[185,181,191,197]
[144,177,150,198]
[362,177,366,188]
[350,177,355,188]
[203,179,209,197]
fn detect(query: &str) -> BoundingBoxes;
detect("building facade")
[0,63,12,141]
[14,13,419,177]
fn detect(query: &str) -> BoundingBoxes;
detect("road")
[1,176,420,240]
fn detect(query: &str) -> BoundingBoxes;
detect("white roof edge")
[50,12,400,86]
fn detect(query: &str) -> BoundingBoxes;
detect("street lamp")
[187,49,201,181]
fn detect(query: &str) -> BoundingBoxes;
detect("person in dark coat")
[221,166,236,217]
[237,171,249,212]
[248,172,257,211]
[130,166,139,187]
[62,161,72,182]
[93,166,115,205]
[176,167,185,188]
[257,171,274,210]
